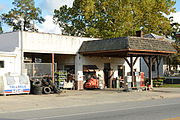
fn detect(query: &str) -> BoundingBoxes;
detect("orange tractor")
[84,78,99,89]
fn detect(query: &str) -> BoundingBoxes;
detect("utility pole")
[52,53,55,83]
[20,16,24,75]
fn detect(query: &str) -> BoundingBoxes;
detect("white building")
[0,31,141,90]
[0,50,20,76]
[0,31,175,90]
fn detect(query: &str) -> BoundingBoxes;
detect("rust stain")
[162,117,180,120]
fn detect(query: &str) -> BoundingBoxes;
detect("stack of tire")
[31,80,43,95]
[31,78,61,95]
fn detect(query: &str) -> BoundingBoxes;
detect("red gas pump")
[140,72,145,87]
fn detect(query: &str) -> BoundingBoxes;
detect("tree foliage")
[2,0,45,31]
[0,18,2,33]
[169,42,180,69]
[169,17,180,40]
[53,0,176,38]
[54,0,86,36]
[168,17,180,69]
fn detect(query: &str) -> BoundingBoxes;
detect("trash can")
[135,76,140,89]
[124,76,132,91]
[116,80,120,88]
[99,79,104,89]
[112,79,117,88]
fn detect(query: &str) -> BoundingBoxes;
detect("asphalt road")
[0,97,180,120]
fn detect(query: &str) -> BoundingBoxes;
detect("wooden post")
[156,56,162,78]
[149,56,153,88]
[123,56,139,88]
[52,53,55,83]
[32,63,35,77]
[109,70,113,88]
[130,56,134,87]
[143,56,153,88]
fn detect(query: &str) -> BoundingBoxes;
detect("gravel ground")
[0,88,180,113]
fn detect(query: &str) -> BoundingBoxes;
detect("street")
[0,97,180,120]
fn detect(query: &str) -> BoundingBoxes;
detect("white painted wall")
[23,32,98,54]
[58,55,75,65]
[0,31,98,54]
[124,57,140,76]
[0,32,25,76]
[56,54,140,84]
[74,55,140,81]
[56,55,75,70]
[0,32,19,52]
[0,49,21,76]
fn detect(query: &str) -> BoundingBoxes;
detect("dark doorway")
[104,63,111,88]
[118,65,125,79]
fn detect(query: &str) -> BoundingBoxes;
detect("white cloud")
[170,11,180,23]
[37,0,74,34]
[41,0,74,13]
[0,5,4,11]
[37,15,61,34]
[0,3,7,12]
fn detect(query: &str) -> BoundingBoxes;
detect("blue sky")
[175,0,180,11]
[0,0,73,15]
[0,0,179,33]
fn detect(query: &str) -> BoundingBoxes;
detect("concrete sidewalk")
[0,88,180,113]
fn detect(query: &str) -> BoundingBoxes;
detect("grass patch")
[162,84,180,88]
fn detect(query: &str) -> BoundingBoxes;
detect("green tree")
[0,17,3,33]
[169,17,180,40]
[2,0,45,31]
[53,0,176,38]
[167,17,180,70]
[168,42,180,71]
[0,8,3,33]
[54,0,86,36]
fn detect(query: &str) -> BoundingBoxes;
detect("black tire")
[33,86,43,95]
[49,80,55,87]
[53,86,62,94]
[43,87,51,94]
[42,79,49,86]
[32,80,42,87]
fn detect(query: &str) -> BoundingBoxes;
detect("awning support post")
[149,56,153,88]
[124,56,139,87]
[130,56,134,87]
[156,56,162,78]
[143,56,153,89]
[52,53,55,83]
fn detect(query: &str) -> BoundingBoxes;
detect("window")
[0,61,4,68]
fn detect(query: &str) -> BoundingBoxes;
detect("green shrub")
[144,77,165,87]
[153,77,164,87]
